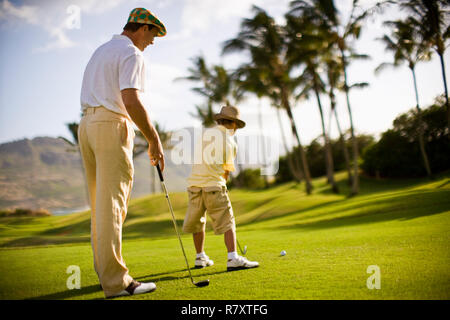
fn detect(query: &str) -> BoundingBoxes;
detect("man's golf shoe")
[227,256,259,271]
[108,280,156,298]
[195,255,214,268]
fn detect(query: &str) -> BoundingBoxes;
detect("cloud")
[0,0,39,24]
[0,0,288,51]
[0,0,78,52]
[170,0,291,41]
[0,0,162,52]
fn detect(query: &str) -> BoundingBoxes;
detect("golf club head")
[194,279,210,287]
[243,246,248,255]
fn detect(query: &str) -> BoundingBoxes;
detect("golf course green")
[0,171,449,300]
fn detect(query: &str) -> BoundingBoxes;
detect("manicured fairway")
[0,172,449,299]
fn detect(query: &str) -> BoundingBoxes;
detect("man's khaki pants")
[78,106,135,297]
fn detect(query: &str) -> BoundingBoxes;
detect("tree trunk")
[411,67,432,178]
[276,106,303,182]
[314,85,339,193]
[281,87,313,194]
[438,52,450,134]
[257,99,269,187]
[341,49,359,196]
[333,106,353,185]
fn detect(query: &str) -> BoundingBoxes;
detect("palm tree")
[322,52,353,184]
[274,103,304,182]
[222,5,313,194]
[285,14,339,193]
[399,0,450,132]
[176,55,219,126]
[179,55,214,96]
[289,0,387,195]
[376,18,433,177]
[234,63,306,184]
[189,101,216,127]
[178,55,247,185]
[233,64,271,186]
[177,55,244,113]
[211,64,245,106]
[266,85,305,182]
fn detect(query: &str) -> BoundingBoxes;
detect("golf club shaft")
[237,239,245,255]
[156,164,195,284]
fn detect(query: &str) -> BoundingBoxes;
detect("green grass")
[0,172,449,300]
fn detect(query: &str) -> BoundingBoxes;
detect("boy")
[182,105,259,271]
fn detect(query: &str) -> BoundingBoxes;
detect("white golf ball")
[280,250,286,256]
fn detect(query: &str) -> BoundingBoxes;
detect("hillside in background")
[0,136,190,213]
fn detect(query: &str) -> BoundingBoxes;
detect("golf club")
[237,239,247,255]
[156,164,210,288]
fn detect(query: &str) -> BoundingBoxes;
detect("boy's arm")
[222,135,236,181]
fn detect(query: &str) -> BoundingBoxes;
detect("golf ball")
[280,250,286,256]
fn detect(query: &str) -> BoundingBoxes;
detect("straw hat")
[127,8,167,37]
[213,105,246,129]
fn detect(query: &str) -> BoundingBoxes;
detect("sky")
[0,0,449,154]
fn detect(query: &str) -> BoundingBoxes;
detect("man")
[183,105,259,271]
[78,8,166,298]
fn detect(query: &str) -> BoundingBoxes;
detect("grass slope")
[0,172,449,300]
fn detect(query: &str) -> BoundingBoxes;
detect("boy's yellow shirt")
[187,125,237,188]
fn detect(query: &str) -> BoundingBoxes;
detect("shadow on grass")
[135,268,230,285]
[27,283,103,300]
[238,198,347,227]
[316,175,428,197]
[0,218,185,248]
[123,219,182,239]
[40,218,91,237]
[27,267,232,300]
[4,174,449,248]
[437,180,450,189]
[0,236,90,248]
[280,189,450,231]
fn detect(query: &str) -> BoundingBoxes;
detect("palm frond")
[374,62,395,75]
[349,82,369,90]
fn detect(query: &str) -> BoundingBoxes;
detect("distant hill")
[0,135,191,213]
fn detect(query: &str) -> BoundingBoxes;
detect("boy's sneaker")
[195,255,214,268]
[227,256,259,271]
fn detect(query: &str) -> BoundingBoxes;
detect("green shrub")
[228,168,266,189]
[361,99,450,178]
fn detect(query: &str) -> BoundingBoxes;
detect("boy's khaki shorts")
[183,186,236,235]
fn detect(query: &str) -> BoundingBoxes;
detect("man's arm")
[121,88,165,171]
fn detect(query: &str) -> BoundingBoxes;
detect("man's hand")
[121,88,165,171]
[148,138,165,171]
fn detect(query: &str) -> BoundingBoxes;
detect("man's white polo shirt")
[80,34,146,117]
